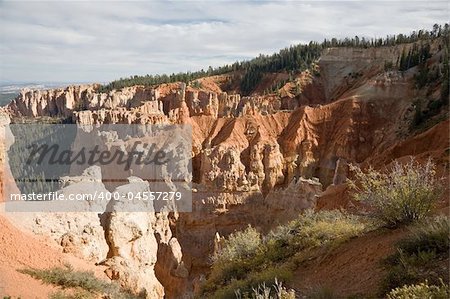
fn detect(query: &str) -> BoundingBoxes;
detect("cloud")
[0,0,448,83]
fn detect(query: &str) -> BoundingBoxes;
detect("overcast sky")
[0,1,448,83]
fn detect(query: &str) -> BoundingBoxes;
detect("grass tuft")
[18,264,143,299]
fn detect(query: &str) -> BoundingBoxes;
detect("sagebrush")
[349,159,441,226]
[387,280,449,299]
[19,264,143,299]
[235,278,295,299]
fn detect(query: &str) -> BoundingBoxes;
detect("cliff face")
[7,84,160,118]
[4,39,449,298]
[8,82,282,123]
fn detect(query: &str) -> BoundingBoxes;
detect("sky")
[0,1,448,83]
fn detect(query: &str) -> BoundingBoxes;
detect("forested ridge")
[100,23,449,95]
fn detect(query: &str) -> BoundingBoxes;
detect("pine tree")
[400,48,407,71]
[441,46,449,104]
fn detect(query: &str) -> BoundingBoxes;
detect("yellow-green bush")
[49,290,95,299]
[212,226,262,264]
[305,286,337,299]
[349,159,441,227]
[235,278,295,299]
[387,281,449,299]
[19,264,142,299]
[212,267,294,299]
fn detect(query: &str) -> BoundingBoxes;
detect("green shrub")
[235,278,296,299]
[212,267,294,299]
[213,226,262,264]
[382,217,450,295]
[383,248,440,293]
[387,281,449,299]
[412,99,424,127]
[349,159,441,227]
[306,286,337,299]
[49,290,95,299]
[19,265,142,299]
[410,97,446,131]
[190,80,203,89]
[282,209,371,247]
[384,60,394,71]
[19,265,108,293]
[397,216,449,255]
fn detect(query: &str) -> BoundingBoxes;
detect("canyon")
[1,37,449,298]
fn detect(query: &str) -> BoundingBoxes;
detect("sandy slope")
[0,207,107,298]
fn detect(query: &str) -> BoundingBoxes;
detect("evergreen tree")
[441,46,449,104]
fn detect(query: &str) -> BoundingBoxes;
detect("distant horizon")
[1,1,448,83]
[0,80,102,85]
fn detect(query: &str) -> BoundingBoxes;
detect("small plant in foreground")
[212,225,262,264]
[387,280,449,299]
[235,278,295,299]
[19,264,142,299]
[49,289,94,299]
[397,216,450,255]
[305,286,337,299]
[349,158,441,227]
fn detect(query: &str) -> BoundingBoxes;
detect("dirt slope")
[0,210,107,298]
[290,228,407,298]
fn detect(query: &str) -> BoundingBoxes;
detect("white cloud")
[0,0,448,82]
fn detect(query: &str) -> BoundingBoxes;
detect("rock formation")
[101,178,164,298]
